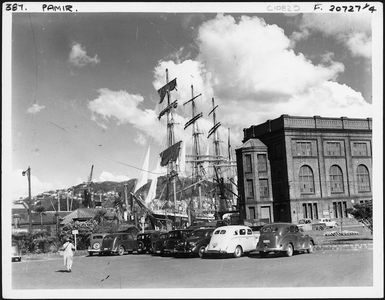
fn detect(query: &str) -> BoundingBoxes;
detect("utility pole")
[124,183,129,221]
[22,167,32,233]
[57,191,61,212]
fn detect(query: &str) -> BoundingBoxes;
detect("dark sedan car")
[100,232,138,256]
[137,231,155,254]
[256,223,315,257]
[151,232,169,255]
[137,230,167,254]
[174,228,214,257]
[162,229,194,256]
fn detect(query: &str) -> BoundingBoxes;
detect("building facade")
[237,115,372,223]
[235,139,274,223]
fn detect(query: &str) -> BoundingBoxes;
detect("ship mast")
[183,85,203,215]
[155,68,181,228]
[208,97,221,168]
[165,69,178,219]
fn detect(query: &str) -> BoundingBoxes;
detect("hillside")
[27,175,234,212]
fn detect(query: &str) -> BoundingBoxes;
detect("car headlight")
[93,242,100,250]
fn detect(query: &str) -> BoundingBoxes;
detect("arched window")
[330,165,344,193]
[357,164,371,192]
[299,165,314,194]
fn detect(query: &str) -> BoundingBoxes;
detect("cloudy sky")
[10,11,375,199]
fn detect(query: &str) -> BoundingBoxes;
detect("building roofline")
[243,115,372,141]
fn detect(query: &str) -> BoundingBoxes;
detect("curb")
[22,250,89,260]
[315,243,373,251]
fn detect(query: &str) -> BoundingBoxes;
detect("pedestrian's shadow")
[55,270,69,273]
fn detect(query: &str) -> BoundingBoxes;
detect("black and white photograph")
[2,2,383,298]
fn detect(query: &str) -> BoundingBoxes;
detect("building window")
[249,207,256,219]
[246,179,254,198]
[307,203,313,219]
[326,142,342,156]
[357,164,371,192]
[302,203,308,218]
[244,154,252,173]
[313,203,318,219]
[299,165,315,194]
[330,165,344,193]
[343,201,348,218]
[259,179,269,198]
[338,202,343,219]
[352,142,368,156]
[333,202,338,218]
[296,141,312,156]
[257,154,267,172]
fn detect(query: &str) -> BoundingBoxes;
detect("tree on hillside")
[93,209,107,223]
[346,201,373,234]
[34,205,46,231]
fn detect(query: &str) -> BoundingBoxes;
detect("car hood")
[186,236,204,243]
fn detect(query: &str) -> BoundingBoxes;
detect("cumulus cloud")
[98,171,129,182]
[153,14,372,146]
[134,132,147,146]
[89,14,372,153]
[88,88,165,143]
[69,42,100,67]
[292,14,372,58]
[27,103,45,114]
[12,169,56,199]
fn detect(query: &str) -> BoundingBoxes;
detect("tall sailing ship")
[129,69,238,230]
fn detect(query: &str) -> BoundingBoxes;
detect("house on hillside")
[60,208,118,225]
[12,206,70,236]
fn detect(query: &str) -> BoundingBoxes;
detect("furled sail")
[158,100,178,120]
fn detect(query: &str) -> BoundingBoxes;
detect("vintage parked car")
[205,225,259,258]
[162,229,194,256]
[137,230,166,254]
[256,223,315,257]
[174,227,215,257]
[88,233,109,256]
[12,242,22,262]
[319,218,338,228]
[100,232,138,256]
[151,232,169,255]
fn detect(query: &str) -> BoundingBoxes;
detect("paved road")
[12,249,372,289]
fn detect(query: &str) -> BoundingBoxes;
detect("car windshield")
[168,231,181,238]
[261,225,280,233]
[93,235,103,239]
[191,229,210,237]
[182,231,193,238]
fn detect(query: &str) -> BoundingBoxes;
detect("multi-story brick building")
[236,115,372,223]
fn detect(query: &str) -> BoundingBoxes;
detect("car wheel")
[198,246,206,258]
[234,246,243,258]
[285,244,294,257]
[118,245,125,256]
[137,242,144,254]
[88,252,93,256]
[307,241,314,254]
